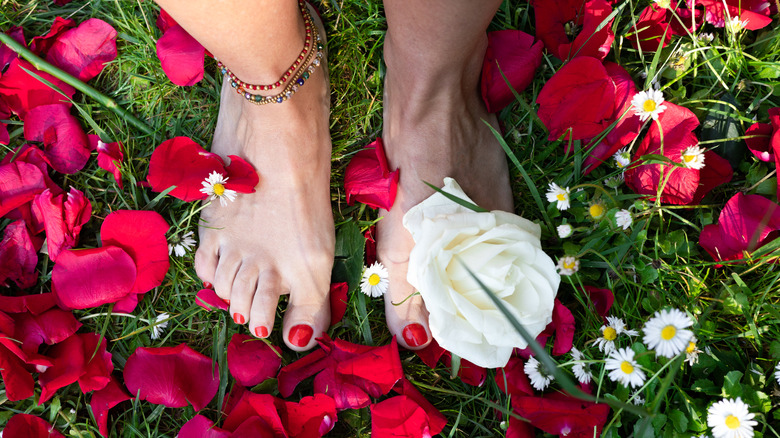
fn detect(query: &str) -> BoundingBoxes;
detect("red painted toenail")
[233,313,245,325]
[402,323,428,347]
[203,282,213,289]
[255,326,269,338]
[289,325,313,348]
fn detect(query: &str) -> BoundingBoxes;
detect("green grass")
[2,0,780,437]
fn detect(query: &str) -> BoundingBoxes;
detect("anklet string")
[215,0,324,105]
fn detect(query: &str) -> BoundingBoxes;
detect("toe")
[194,238,219,289]
[249,271,282,338]
[228,263,259,326]
[282,282,330,352]
[212,251,241,303]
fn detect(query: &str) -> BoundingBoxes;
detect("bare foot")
[194,8,334,351]
[378,34,514,350]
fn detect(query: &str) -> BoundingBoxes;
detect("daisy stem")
[0,33,155,136]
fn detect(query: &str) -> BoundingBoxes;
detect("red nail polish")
[289,324,313,348]
[255,326,269,338]
[233,313,245,325]
[203,281,213,289]
[402,323,428,347]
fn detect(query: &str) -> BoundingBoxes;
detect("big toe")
[282,281,331,352]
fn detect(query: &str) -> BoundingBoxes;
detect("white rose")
[403,178,560,369]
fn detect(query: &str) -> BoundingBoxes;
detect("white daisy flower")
[774,362,780,386]
[643,308,694,358]
[631,89,667,122]
[589,202,606,220]
[615,209,633,230]
[524,356,554,391]
[360,262,389,297]
[724,16,749,33]
[150,313,170,340]
[556,256,579,276]
[681,145,706,170]
[606,347,646,388]
[546,183,571,210]
[594,316,639,354]
[570,347,592,384]
[707,398,757,438]
[168,231,196,257]
[557,224,573,239]
[613,148,631,169]
[200,171,238,206]
[686,337,703,366]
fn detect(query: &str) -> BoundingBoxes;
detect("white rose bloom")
[403,178,560,368]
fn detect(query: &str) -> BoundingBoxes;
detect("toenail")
[402,323,428,347]
[255,326,269,338]
[203,281,213,289]
[233,313,245,325]
[289,324,313,348]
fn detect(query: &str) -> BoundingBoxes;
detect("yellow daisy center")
[661,325,677,340]
[620,361,634,374]
[563,260,576,270]
[589,204,605,218]
[213,183,226,196]
[643,99,657,112]
[603,327,617,341]
[368,273,381,286]
[686,341,697,354]
[725,415,740,429]
[683,153,696,163]
[556,193,567,201]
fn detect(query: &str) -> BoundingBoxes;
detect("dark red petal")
[90,376,131,437]
[0,161,47,218]
[227,334,282,387]
[480,30,543,113]
[30,17,76,56]
[371,395,436,438]
[0,59,76,119]
[179,415,231,438]
[332,337,403,397]
[156,9,178,33]
[364,225,377,265]
[0,26,25,70]
[0,123,8,145]
[33,188,91,261]
[329,282,348,327]
[534,0,614,61]
[314,367,372,410]
[560,0,615,60]
[392,378,447,436]
[745,122,773,162]
[14,307,81,352]
[0,219,40,288]
[147,136,224,202]
[112,292,140,314]
[77,333,114,393]
[495,356,534,396]
[221,391,286,434]
[582,286,614,318]
[279,393,338,438]
[1,144,62,197]
[691,151,732,204]
[550,300,575,355]
[537,56,615,141]
[46,18,117,82]
[0,344,35,401]
[23,103,90,174]
[344,138,399,209]
[512,394,610,437]
[92,135,125,189]
[4,414,65,438]
[628,4,673,51]
[100,210,170,295]
[0,293,57,315]
[277,348,330,398]
[156,24,205,86]
[124,344,220,410]
[195,288,229,311]
[770,108,780,200]
[52,246,137,310]
[38,333,86,403]
[440,352,487,387]
[414,338,447,369]
[704,193,780,262]
[224,155,259,194]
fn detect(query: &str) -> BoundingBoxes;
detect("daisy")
[774,362,780,386]
[556,256,579,276]
[707,398,757,438]
[724,16,749,33]
[643,308,694,358]
[168,231,196,257]
[686,337,703,366]
[200,171,237,206]
[615,209,633,230]
[150,313,170,340]
[360,262,389,297]
[557,223,573,238]
[524,356,554,391]
[594,316,638,354]
[589,201,606,220]
[546,183,571,210]
[605,347,646,388]
[631,89,667,122]
[613,148,631,169]
[570,347,592,384]
[681,145,706,170]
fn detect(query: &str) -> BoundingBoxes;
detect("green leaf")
[691,378,719,395]
[423,181,487,212]
[669,410,688,433]
[722,370,744,398]
[334,220,365,291]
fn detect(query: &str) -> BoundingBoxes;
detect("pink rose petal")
[30,17,76,56]
[0,161,47,218]
[0,59,76,119]
[90,376,131,437]
[23,103,90,174]
[156,24,205,86]
[147,137,224,202]
[52,246,137,310]
[4,414,65,438]
[344,138,399,210]
[227,334,282,387]
[0,220,40,288]
[46,18,118,82]
[32,187,91,261]
[38,333,113,403]
[91,135,125,188]
[195,288,230,311]
[179,415,231,438]
[480,30,543,113]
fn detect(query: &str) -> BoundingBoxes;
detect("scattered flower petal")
[533,0,615,61]
[147,137,224,201]
[92,136,124,188]
[227,333,282,387]
[45,18,118,82]
[510,392,610,437]
[0,59,76,119]
[156,24,205,86]
[23,103,91,174]
[480,30,543,113]
[371,395,441,438]
[52,246,137,310]
[32,187,91,261]
[3,414,65,438]
[329,281,349,326]
[0,220,41,288]
[195,288,229,312]
[344,138,399,210]
[38,333,113,403]
[90,376,131,438]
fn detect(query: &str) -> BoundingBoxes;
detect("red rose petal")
[277,348,329,398]
[221,391,286,435]
[0,219,40,288]
[147,137,224,201]
[344,138,399,210]
[46,18,117,82]
[23,103,90,174]
[0,293,57,315]
[694,0,772,29]
[534,0,615,61]
[582,286,614,318]
[100,210,170,296]
[224,155,259,194]
[511,393,611,437]
[628,4,673,52]
[371,395,437,438]
[392,378,447,436]
[692,151,733,204]
[440,353,487,387]
[364,225,377,265]
[0,344,36,401]
[33,187,91,261]
[52,246,137,310]
[90,376,131,437]
[195,288,230,311]
[179,415,231,438]
[38,333,113,403]
[156,9,178,33]
[0,161,47,218]
[495,356,534,397]
[227,334,282,387]
[91,135,125,188]
[278,393,338,437]
[700,193,780,262]
[124,344,220,410]
[156,24,205,86]
[0,59,76,119]
[0,26,25,70]
[14,307,82,352]
[480,30,543,113]
[30,17,76,56]
[4,414,65,438]
[745,122,773,162]
[329,282,348,327]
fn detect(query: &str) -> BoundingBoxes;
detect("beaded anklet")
[215,0,324,106]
